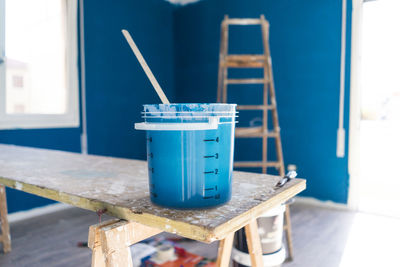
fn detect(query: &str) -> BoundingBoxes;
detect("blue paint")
[173,0,353,203]
[137,104,236,208]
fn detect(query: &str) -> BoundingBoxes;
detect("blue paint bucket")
[135,103,237,209]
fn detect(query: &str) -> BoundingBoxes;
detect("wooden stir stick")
[122,29,170,104]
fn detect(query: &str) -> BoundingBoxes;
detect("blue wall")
[0,0,175,213]
[83,0,175,159]
[173,0,352,203]
[0,128,81,212]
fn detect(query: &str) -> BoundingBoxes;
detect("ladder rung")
[236,127,262,136]
[226,78,266,84]
[237,105,274,110]
[227,55,265,60]
[234,161,281,168]
[225,18,262,25]
[235,127,278,138]
[224,55,266,68]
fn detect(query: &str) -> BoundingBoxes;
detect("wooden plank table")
[0,144,305,266]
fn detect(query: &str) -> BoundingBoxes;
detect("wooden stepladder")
[217,15,294,261]
[0,185,11,253]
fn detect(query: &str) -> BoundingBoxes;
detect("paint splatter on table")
[0,144,305,242]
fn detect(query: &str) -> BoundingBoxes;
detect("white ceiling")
[166,0,201,5]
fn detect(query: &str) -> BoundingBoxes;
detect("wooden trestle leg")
[0,185,11,253]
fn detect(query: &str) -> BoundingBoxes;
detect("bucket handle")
[135,117,219,131]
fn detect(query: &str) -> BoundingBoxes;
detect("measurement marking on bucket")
[204,153,218,159]
[203,137,219,142]
[136,103,237,208]
[204,169,218,174]
[204,185,218,192]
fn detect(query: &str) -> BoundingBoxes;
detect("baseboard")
[294,196,349,211]
[8,203,73,223]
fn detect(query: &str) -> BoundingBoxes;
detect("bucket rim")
[142,115,238,119]
[142,110,238,112]
[143,103,237,106]
[141,111,238,114]
[143,103,237,113]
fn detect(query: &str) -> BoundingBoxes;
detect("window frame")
[0,0,80,129]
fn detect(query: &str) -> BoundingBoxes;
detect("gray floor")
[0,202,399,267]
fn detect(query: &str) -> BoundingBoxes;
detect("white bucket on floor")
[258,205,286,253]
[232,205,286,267]
[232,246,286,267]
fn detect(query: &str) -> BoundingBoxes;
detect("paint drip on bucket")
[135,103,237,209]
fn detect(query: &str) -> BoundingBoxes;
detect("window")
[0,0,79,129]
[13,104,25,113]
[12,75,23,88]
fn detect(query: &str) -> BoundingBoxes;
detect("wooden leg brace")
[88,219,161,267]
[0,185,11,253]
[217,219,264,267]
[284,205,294,261]
[89,218,264,267]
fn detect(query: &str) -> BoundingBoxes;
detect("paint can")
[232,205,286,267]
[135,103,237,209]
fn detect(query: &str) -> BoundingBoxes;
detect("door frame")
[347,0,364,210]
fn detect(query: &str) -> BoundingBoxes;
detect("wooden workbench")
[0,144,305,266]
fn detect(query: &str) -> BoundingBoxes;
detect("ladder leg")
[261,16,294,261]
[0,185,11,253]
[261,74,268,174]
[217,63,224,103]
[262,136,267,174]
[222,69,228,103]
[261,18,269,174]
[273,128,285,176]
